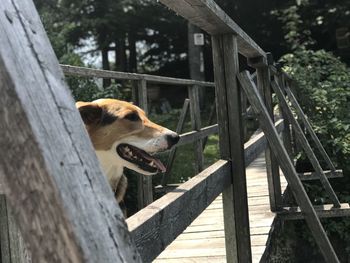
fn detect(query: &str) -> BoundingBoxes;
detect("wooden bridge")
[154,153,288,263]
[0,0,349,263]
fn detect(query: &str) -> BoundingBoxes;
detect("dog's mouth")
[116,143,166,173]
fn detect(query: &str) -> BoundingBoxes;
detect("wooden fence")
[61,64,220,208]
[0,0,349,263]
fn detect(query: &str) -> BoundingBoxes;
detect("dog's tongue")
[153,158,166,173]
[136,148,166,173]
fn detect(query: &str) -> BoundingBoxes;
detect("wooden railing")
[61,64,220,208]
[127,120,284,262]
[61,63,284,262]
[0,0,347,263]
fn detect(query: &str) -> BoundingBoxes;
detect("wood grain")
[212,34,251,263]
[0,1,140,262]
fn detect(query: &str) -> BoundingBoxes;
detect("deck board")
[154,153,287,262]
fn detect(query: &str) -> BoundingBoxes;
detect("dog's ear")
[76,102,103,125]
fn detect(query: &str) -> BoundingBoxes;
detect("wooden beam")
[159,0,265,58]
[1,197,31,263]
[298,170,343,181]
[127,160,231,262]
[161,99,190,186]
[271,80,341,207]
[0,1,140,262]
[61,64,215,87]
[189,85,205,173]
[136,79,153,208]
[177,124,218,146]
[278,203,350,220]
[256,67,282,212]
[238,71,340,263]
[212,34,251,263]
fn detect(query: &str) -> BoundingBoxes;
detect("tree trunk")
[188,22,205,106]
[101,47,111,87]
[128,33,137,73]
[115,37,126,72]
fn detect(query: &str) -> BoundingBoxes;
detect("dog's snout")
[166,133,180,148]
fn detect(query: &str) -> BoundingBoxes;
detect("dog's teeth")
[150,161,154,166]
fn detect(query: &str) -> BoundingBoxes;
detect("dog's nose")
[166,133,180,148]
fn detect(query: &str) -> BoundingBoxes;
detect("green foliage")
[281,49,350,171]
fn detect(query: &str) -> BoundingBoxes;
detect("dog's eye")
[124,112,140,121]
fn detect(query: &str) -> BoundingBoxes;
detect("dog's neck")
[95,150,124,189]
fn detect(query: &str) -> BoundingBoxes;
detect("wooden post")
[0,195,31,263]
[0,1,140,262]
[250,58,282,212]
[241,91,248,140]
[188,85,205,173]
[161,99,190,186]
[212,34,252,263]
[275,74,293,158]
[238,71,340,263]
[136,79,153,208]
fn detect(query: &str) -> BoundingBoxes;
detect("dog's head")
[76,98,179,175]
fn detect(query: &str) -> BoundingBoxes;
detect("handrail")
[61,64,215,87]
[159,0,265,58]
[126,120,284,262]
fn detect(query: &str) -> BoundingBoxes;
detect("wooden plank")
[212,34,251,263]
[298,170,343,181]
[162,99,190,186]
[284,83,337,172]
[177,124,218,146]
[127,160,231,263]
[0,1,140,262]
[256,67,282,211]
[0,195,10,263]
[159,0,265,58]
[278,203,350,220]
[238,71,340,263]
[7,203,31,263]
[136,79,153,208]
[61,64,215,87]
[271,80,341,207]
[189,85,205,173]
[275,74,294,158]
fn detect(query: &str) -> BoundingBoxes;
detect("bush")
[280,49,350,260]
[281,49,350,173]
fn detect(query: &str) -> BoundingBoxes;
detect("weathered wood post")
[241,91,248,140]
[212,34,252,263]
[188,85,205,173]
[0,1,140,262]
[275,71,294,158]
[0,195,31,263]
[136,78,154,208]
[248,55,282,211]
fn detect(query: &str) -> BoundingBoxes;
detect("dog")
[76,98,180,204]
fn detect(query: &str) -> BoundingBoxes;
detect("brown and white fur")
[76,98,179,203]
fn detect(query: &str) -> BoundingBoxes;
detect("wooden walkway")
[155,153,287,263]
